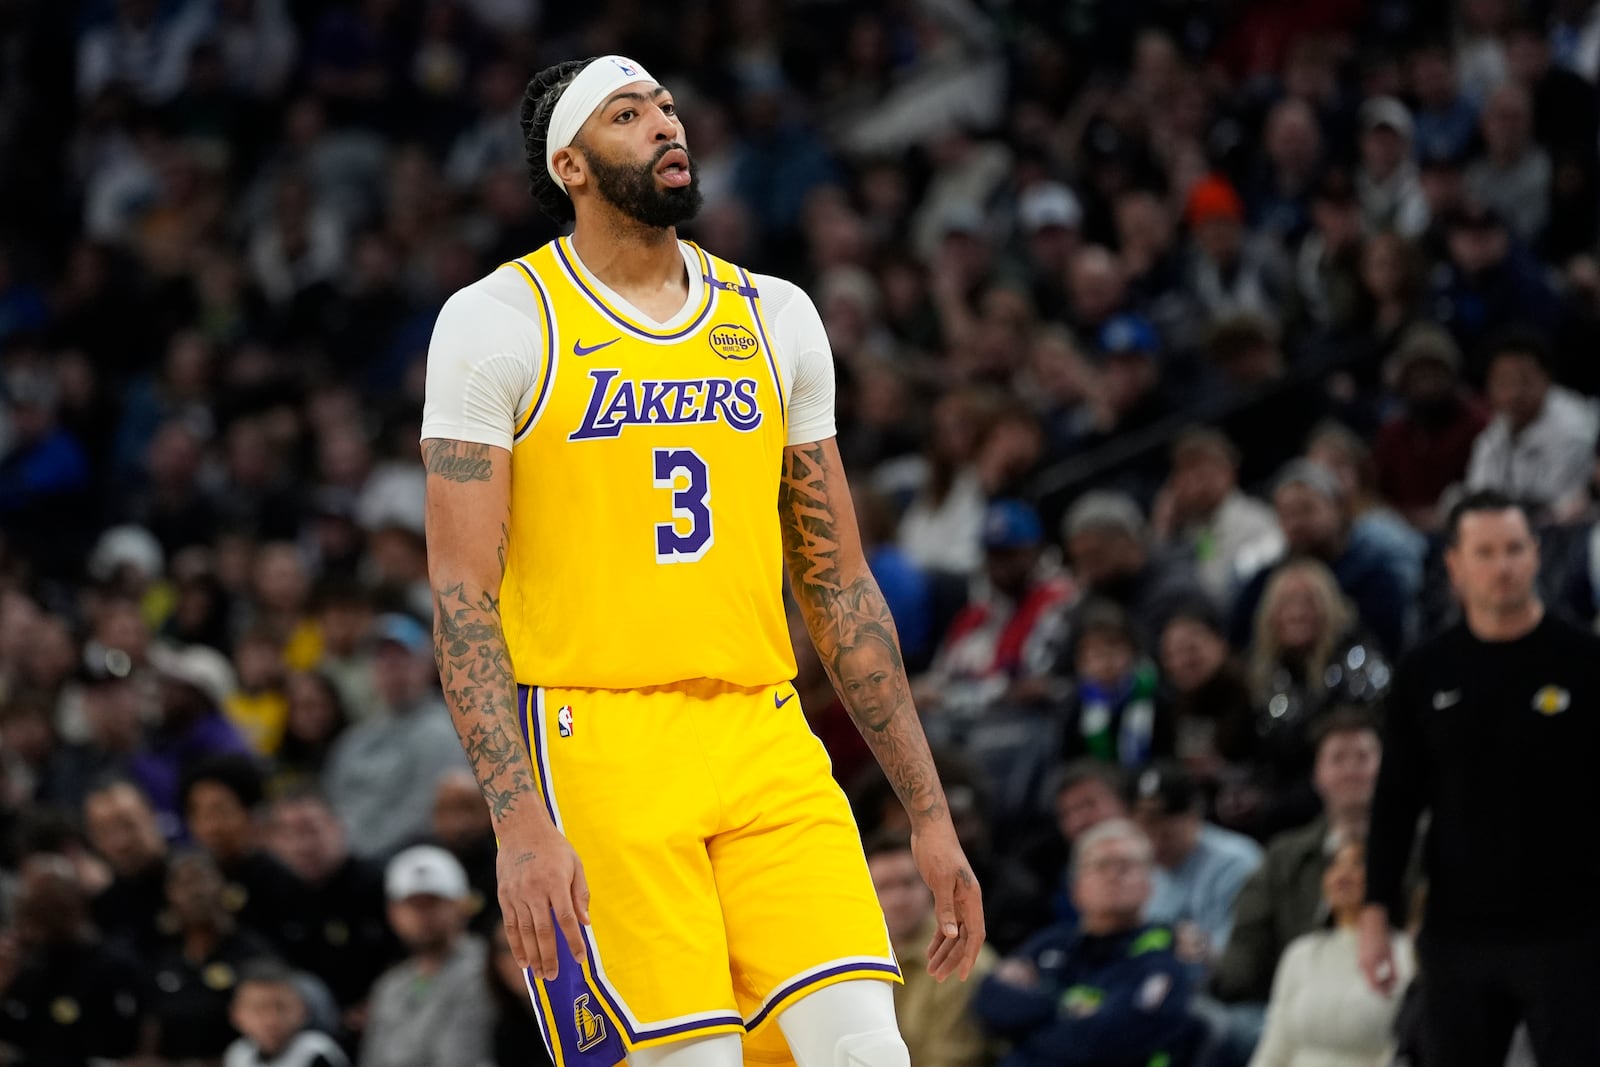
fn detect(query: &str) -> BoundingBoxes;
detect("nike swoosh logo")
[572,338,619,357]
[774,691,795,709]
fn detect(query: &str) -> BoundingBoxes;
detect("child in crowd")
[225,962,348,1067]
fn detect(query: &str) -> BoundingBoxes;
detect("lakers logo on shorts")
[573,993,607,1051]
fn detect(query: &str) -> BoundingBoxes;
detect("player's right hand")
[498,822,591,981]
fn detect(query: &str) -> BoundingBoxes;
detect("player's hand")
[498,821,591,981]
[1357,905,1397,996]
[911,820,985,982]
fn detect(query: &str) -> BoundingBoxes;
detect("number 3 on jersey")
[653,448,712,563]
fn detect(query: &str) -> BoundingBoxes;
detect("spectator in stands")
[426,771,495,921]
[897,387,1000,577]
[83,778,170,955]
[1431,204,1565,364]
[1465,330,1599,521]
[274,671,351,791]
[974,819,1202,1067]
[1183,174,1290,324]
[0,366,93,579]
[855,487,936,671]
[137,644,252,838]
[868,831,996,1067]
[1152,428,1283,609]
[147,850,280,1063]
[1205,315,1331,490]
[1232,460,1411,658]
[265,789,395,1021]
[183,754,312,960]
[1244,559,1389,831]
[1083,314,1174,452]
[322,614,465,860]
[1465,83,1552,247]
[1409,41,1480,168]
[1356,98,1429,238]
[1133,763,1262,962]
[1373,323,1489,530]
[225,960,350,1067]
[361,846,491,1067]
[1315,228,1429,421]
[1214,709,1383,1006]
[1061,491,1207,651]
[1306,421,1426,604]
[227,625,292,756]
[1062,601,1170,769]
[308,583,378,720]
[1015,182,1084,321]
[917,499,1073,739]
[1291,170,1364,338]
[0,853,146,1065]
[1158,602,1256,791]
[484,924,553,1067]
[1247,98,1323,248]
[1249,840,1414,1067]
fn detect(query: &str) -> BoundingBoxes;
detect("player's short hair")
[861,828,914,862]
[521,58,596,225]
[1444,488,1529,547]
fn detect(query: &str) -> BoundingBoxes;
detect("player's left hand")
[911,820,985,982]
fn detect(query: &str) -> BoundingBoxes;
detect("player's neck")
[570,216,686,306]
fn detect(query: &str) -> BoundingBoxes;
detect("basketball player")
[420,56,984,1067]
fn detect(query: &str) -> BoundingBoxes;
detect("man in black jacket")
[1359,489,1600,1066]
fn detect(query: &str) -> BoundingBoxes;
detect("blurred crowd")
[2,0,1600,1064]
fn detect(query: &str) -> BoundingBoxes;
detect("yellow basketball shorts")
[514,679,900,1066]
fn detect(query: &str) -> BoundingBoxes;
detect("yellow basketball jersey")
[499,238,797,690]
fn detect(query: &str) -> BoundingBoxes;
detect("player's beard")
[585,142,703,229]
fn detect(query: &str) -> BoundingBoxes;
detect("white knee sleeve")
[776,980,910,1067]
[626,1033,744,1067]
[830,1026,910,1067]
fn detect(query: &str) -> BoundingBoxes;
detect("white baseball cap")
[386,845,470,902]
[1018,182,1083,234]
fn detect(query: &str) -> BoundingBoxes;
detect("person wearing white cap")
[420,54,982,1067]
[361,846,492,1067]
[1355,96,1429,238]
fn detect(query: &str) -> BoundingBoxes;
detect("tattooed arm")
[422,438,588,979]
[778,437,986,979]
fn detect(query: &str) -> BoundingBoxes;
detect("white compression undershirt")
[419,241,837,450]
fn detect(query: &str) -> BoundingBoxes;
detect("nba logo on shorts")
[557,705,575,737]
[574,993,607,1051]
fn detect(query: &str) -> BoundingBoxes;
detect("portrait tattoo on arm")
[778,441,945,824]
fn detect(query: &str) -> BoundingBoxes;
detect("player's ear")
[553,144,586,193]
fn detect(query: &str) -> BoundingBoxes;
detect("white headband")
[544,55,658,194]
